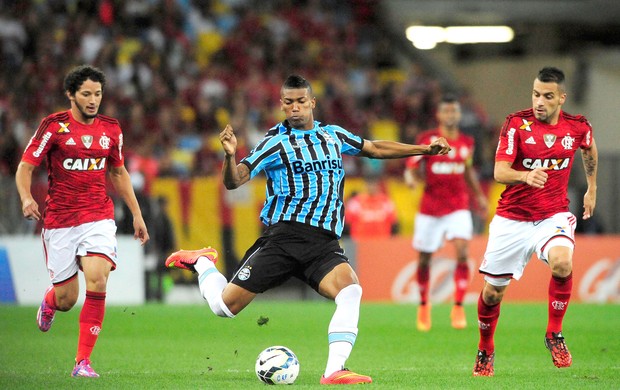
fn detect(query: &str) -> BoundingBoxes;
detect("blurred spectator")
[344,176,398,240]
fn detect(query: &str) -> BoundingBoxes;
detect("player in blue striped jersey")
[165,75,450,384]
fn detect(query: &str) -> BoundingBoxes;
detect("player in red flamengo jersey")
[472,67,598,377]
[15,65,149,378]
[404,95,487,331]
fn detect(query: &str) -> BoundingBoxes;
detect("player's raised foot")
[545,331,572,368]
[450,305,467,329]
[71,359,99,378]
[165,247,218,273]
[37,285,56,332]
[417,304,431,332]
[320,369,372,385]
[473,349,495,377]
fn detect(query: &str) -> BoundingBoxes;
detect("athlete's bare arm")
[464,164,488,211]
[494,161,548,189]
[359,137,450,159]
[108,165,150,245]
[15,161,41,220]
[581,139,598,219]
[220,124,251,189]
[403,166,423,189]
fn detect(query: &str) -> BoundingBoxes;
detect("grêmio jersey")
[21,110,125,229]
[495,108,593,222]
[240,120,363,238]
[406,129,475,216]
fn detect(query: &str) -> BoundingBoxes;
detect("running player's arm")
[494,161,547,189]
[220,124,251,189]
[581,138,598,219]
[359,137,450,159]
[15,161,41,220]
[403,163,423,189]
[108,165,150,244]
[464,163,488,212]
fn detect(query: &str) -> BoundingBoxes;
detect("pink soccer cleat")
[71,359,99,378]
[165,247,218,273]
[37,285,56,332]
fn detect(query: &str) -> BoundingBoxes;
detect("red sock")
[454,262,470,305]
[477,293,500,353]
[76,291,106,363]
[417,265,430,305]
[547,272,572,338]
[45,287,58,310]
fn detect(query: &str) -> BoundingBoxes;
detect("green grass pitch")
[0,301,618,389]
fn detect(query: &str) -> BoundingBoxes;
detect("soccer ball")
[255,346,300,385]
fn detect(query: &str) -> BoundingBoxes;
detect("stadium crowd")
[0,0,494,235]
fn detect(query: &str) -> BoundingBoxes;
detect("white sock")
[324,284,362,377]
[196,257,234,318]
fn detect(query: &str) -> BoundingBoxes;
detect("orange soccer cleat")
[320,369,372,385]
[165,247,218,273]
[450,305,467,329]
[417,304,431,332]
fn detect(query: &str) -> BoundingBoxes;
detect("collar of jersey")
[281,120,322,134]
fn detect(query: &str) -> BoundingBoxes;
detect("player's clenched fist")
[220,124,238,157]
[428,136,451,155]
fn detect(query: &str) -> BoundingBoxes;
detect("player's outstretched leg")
[544,331,572,368]
[472,349,495,377]
[37,285,57,332]
[71,358,99,378]
[165,247,218,273]
[320,369,372,385]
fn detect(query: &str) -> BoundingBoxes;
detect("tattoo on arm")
[583,151,596,177]
[238,164,250,182]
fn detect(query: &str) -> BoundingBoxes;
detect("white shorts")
[413,210,473,253]
[479,212,576,286]
[42,219,118,285]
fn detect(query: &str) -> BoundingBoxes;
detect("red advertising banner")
[356,235,620,303]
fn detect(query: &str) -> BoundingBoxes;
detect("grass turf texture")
[0,302,618,389]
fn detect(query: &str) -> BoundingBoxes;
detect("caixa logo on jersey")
[522,158,570,170]
[291,158,342,174]
[62,157,107,171]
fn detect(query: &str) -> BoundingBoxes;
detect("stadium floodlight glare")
[406,25,514,50]
[445,26,514,44]
[406,26,445,49]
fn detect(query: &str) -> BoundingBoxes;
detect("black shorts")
[230,221,350,294]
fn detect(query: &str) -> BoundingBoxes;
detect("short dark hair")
[440,93,459,105]
[64,65,106,95]
[282,74,313,95]
[537,67,565,85]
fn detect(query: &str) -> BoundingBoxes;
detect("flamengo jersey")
[495,108,593,221]
[240,120,364,238]
[21,110,125,229]
[406,129,475,216]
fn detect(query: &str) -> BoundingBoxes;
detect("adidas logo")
[66,137,76,145]
[525,136,536,145]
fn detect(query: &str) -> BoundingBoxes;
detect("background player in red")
[404,95,487,331]
[345,175,397,240]
[472,67,598,376]
[15,65,149,377]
